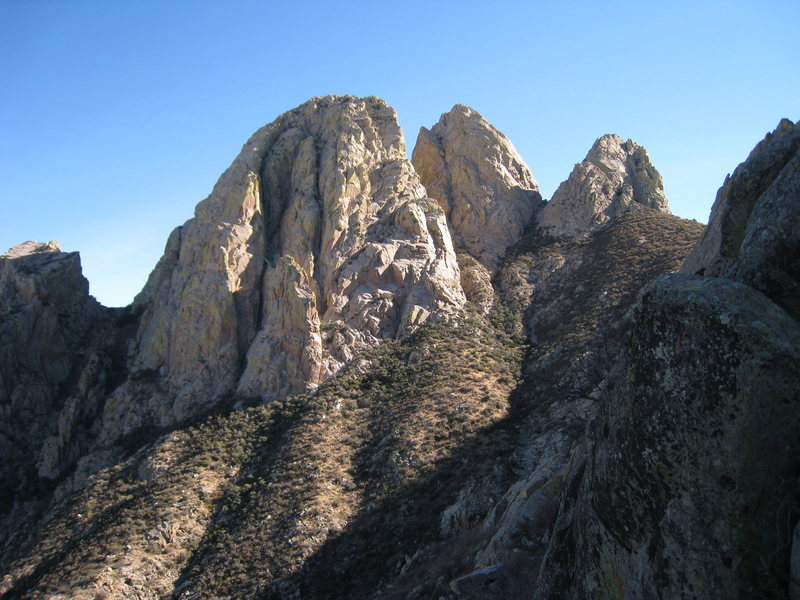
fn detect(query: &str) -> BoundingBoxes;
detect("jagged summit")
[412,104,543,273]
[0,238,110,496]
[537,133,669,238]
[103,95,465,442]
[1,240,62,258]
[2,97,798,600]
[0,240,92,310]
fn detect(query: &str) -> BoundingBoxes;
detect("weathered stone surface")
[0,242,111,511]
[537,134,669,238]
[456,253,495,314]
[4,100,795,600]
[682,118,800,319]
[412,104,543,272]
[475,469,563,569]
[450,563,506,598]
[103,96,465,442]
[522,122,800,600]
[792,522,800,600]
[533,275,800,599]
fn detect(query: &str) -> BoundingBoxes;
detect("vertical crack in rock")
[101,96,465,442]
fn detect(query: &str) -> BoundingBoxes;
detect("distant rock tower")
[537,133,669,238]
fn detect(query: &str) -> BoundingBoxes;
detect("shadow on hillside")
[167,339,547,600]
[169,211,706,600]
[281,374,543,600]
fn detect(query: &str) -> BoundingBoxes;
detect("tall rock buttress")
[412,104,543,273]
[102,96,465,441]
[537,133,669,238]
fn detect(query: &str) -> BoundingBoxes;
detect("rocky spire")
[537,134,669,238]
[102,96,465,441]
[412,104,543,273]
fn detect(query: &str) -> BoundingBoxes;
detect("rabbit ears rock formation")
[0,95,676,467]
[0,96,680,477]
[88,95,672,442]
[0,95,677,492]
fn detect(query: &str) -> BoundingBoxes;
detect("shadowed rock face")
[525,120,800,599]
[533,275,800,599]
[537,133,669,238]
[101,96,465,443]
[412,104,543,273]
[0,242,114,506]
[682,118,800,319]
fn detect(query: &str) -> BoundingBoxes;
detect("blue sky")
[2,1,797,307]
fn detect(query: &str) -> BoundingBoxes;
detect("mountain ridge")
[1,97,797,600]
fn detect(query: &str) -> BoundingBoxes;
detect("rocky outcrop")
[438,210,703,596]
[456,254,495,314]
[537,134,669,238]
[526,120,800,599]
[2,100,797,600]
[533,275,800,599]
[432,122,799,599]
[681,118,800,319]
[102,96,465,443]
[412,104,543,273]
[0,242,114,511]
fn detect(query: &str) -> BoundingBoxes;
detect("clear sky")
[2,1,797,307]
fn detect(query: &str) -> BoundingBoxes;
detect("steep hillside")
[381,208,704,599]
[1,313,523,599]
[1,99,796,600]
[527,119,800,599]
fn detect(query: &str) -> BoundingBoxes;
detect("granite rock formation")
[412,104,543,273]
[0,242,125,516]
[537,133,669,238]
[1,102,797,600]
[102,96,465,443]
[513,119,800,599]
[682,118,800,319]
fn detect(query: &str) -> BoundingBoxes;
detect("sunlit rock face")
[102,96,465,442]
[412,104,543,274]
[537,133,669,238]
